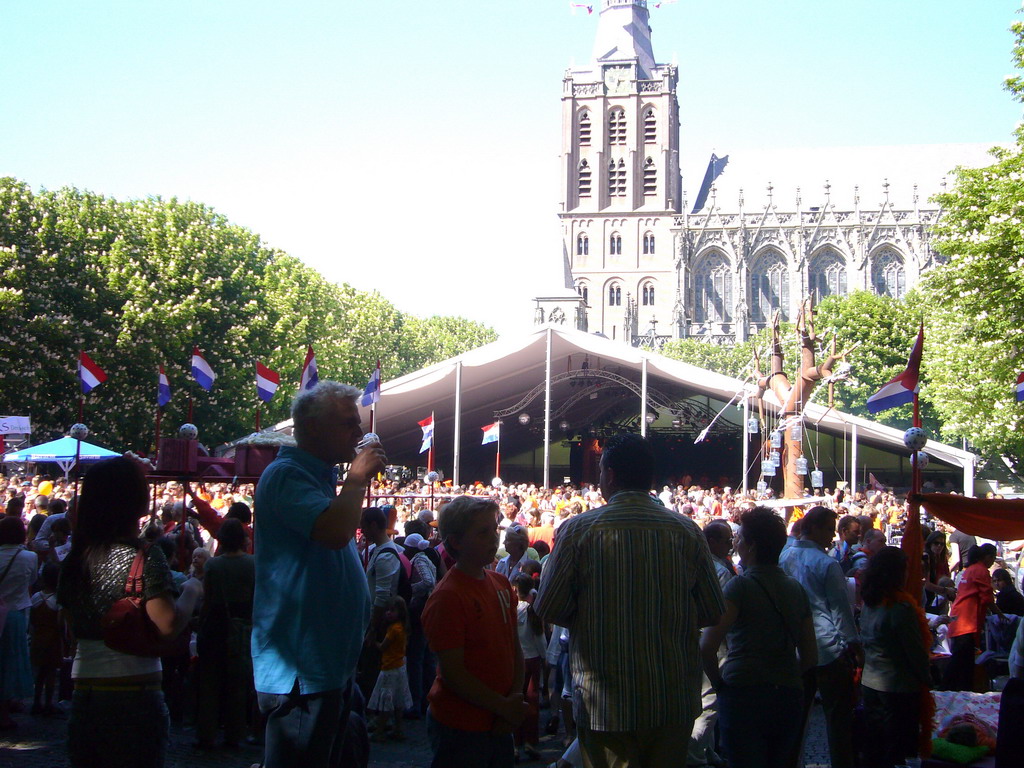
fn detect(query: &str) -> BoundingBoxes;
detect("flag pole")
[256,405,261,432]
[428,410,435,473]
[495,426,501,479]
[155,405,162,457]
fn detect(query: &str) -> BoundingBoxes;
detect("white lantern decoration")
[492,477,503,488]
[178,423,199,440]
[426,470,439,484]
[795,457,808,475]
[903,427,927,451]
[746,418,760,435]
[770,450,781,467]
[913,451,930,469]
[810,470,824,488]
[770,431,783,449]
[69,423,89,440]
[790,423,802,442]
[761,460,776,477]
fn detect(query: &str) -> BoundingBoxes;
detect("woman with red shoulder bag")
[57,457,202,768]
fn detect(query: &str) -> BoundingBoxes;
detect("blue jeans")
[427,709,515,768]
[258,681,353,768]
[717,681,803,768]
[68,688,169,768]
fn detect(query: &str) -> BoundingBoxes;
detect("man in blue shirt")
[779,505,860,768]
[253,381,386,768]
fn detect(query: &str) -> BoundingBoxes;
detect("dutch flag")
[361,364,381,407]
[191,347,217,391]
[157,366,172,407]
[256,362,280,403]
[419,414,434,454]
[1016,371,1024,403]
[79,352,107,394]
[481,422,500,445]
[866,324,923,414]
[301,346,319,391]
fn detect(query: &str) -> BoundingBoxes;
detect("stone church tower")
[549,0,953,347]
[558,0,681,344]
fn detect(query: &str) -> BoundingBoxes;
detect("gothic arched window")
[750,250,790,322]
[642,232,655,255]
[643,157,657,196]
[608,109,626,145]
[609,159,626,196]
[578,110,591,147]
[609,232,622,256]
[643,108,656,143]
[872,248,907,299]
[808,248,847,302]
[641,282,655,306]
[608,283,622,306]
[576,233,589,256]
[694,253,733,323]
[576,281,589,303]
[578,160,591,197]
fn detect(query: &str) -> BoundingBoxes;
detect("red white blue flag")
[867,324,923,414]
[361,364,381,407]
[1016,371,1024,403]
[419,415,434,454]
[256,362,280,403]
[301,346,319,391]
[481,422,500,445]
[157,365,172,407]
[79,352,107,394]
[191,347,216,391]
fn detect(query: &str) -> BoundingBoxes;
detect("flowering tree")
[0,179,496,451]
[924,18,1024,466]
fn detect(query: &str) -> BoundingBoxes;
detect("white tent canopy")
[341,325,974,490]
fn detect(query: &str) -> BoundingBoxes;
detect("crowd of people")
[1,379,1023,767]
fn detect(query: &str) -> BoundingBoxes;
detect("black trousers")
[861,686,920,768]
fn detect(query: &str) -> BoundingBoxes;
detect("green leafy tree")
[0,179,496,452]
[921,17,1024,464]
[814,291,934,430]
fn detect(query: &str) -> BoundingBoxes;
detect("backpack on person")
[374,544,413,605]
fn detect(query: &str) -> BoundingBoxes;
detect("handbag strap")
[0,547,24,587]
[746,572,800,648]
[124,547,147,598]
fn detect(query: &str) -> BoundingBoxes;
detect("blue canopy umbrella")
[3,436,121,478]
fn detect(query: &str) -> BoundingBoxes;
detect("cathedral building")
[536,0,988,347]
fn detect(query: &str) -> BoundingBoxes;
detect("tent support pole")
[742,393,749,495]
[851,423,858,494]
[453,361,462,487]
[544,328,552,489]
[640,358,648,437]
[963,455,974,496]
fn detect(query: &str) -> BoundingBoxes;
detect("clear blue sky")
[2,1,1020,335]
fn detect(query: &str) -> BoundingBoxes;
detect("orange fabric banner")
[916,494,1024,541]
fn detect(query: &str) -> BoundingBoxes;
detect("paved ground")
[0,698,833,768]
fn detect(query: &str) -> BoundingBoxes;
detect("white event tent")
[294,326,977,492]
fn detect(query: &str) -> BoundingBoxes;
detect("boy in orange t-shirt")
[421,497,528,768]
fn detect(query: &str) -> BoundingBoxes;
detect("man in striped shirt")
[535,434,725,768]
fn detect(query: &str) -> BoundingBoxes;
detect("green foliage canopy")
[0,179,496,451]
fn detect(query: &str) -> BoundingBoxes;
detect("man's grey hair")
[291,381,362,443]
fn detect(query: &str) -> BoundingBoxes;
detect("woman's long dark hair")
[64,457,149,578]
[861,546,907,607]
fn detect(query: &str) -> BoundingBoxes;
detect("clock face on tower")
[604,66,630,93]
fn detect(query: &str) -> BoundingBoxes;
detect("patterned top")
[57,543,174,640]
[535,490,725,731]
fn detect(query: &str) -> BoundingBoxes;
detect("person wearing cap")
[403,531,438,717]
